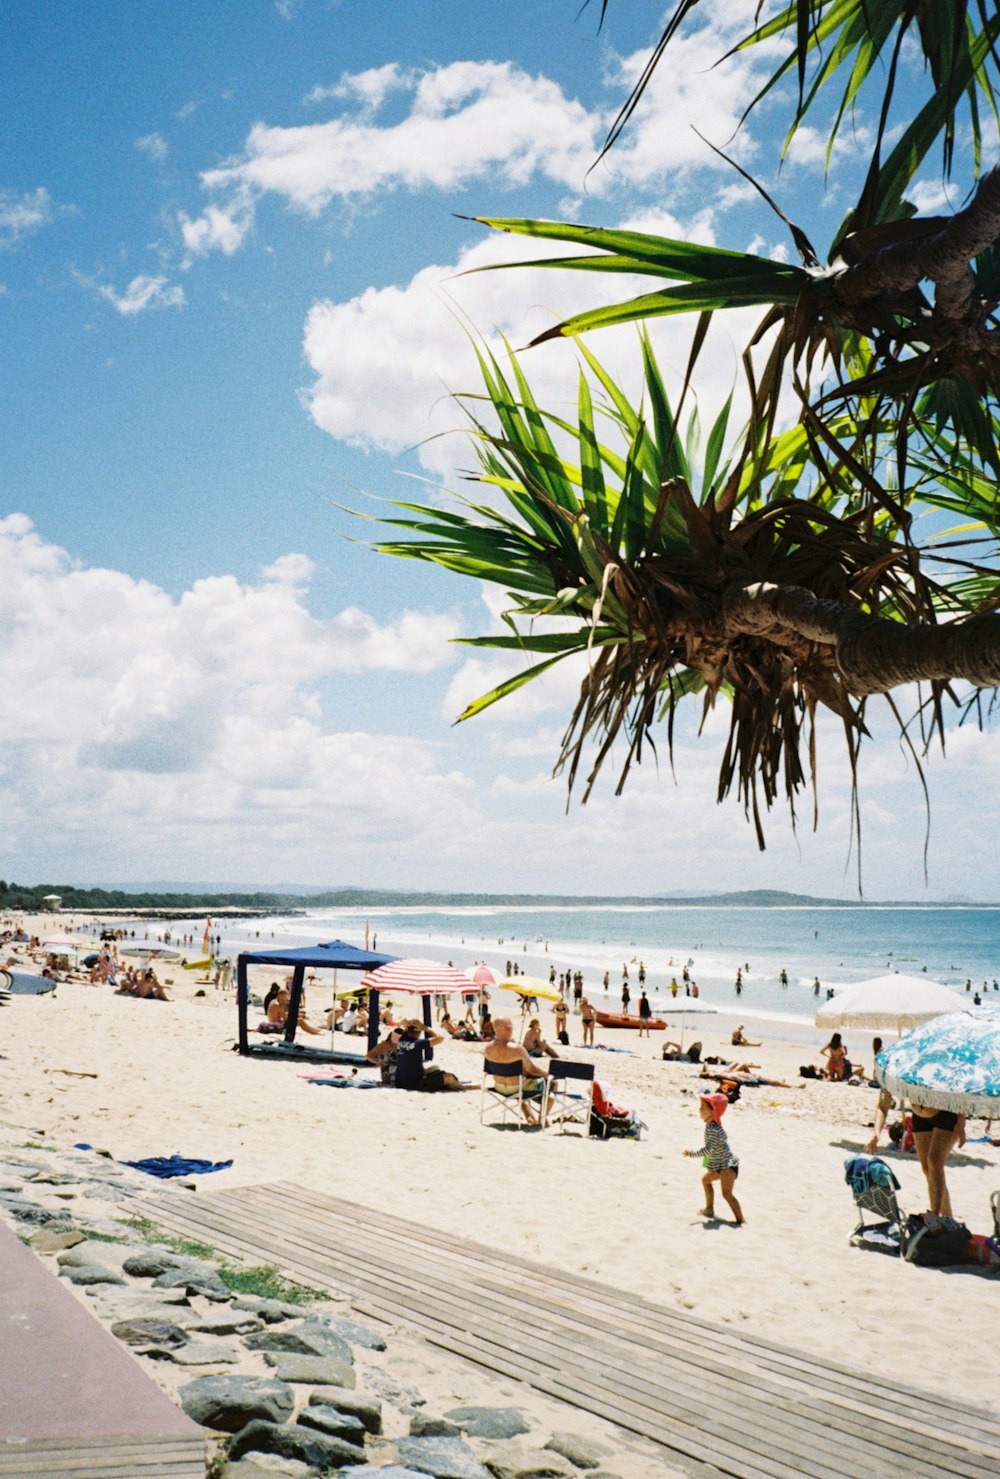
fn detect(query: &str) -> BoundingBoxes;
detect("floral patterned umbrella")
[875,1007,1000,1116]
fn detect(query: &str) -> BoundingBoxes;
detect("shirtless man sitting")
[484,1017,549,1124]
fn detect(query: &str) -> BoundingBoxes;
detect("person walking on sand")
[683,1092,744,1225]
[638,989,652,1037]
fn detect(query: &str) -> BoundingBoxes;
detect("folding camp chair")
[546,1059,595,1134]
[844,1154,909,1256]
[480,1058,548,1129]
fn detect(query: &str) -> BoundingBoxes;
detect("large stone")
[543,1435,613,1471]
[182,1309,262,1336]
[307,1388,382,1434]
[56,1242,133,1272]
[445,1409,530,1441]
[62,1263,126,1286]
[265,1355,356,1387]
[394,1436,493,1479]
[152,1262,231,1299]
[165,1339,240,1365]
[321,1315,387,1352]
[179,1375,295,1432]
[226,1462,314,1479]
[95,1296,194,1324]
[227,1418,366,1469]
[482,1456,573,1479]
[110,1316,189,1349]
[244,1321,352,1363]
[28,1171,81,1185]
[297,1405,367,1443]
[0,1194,59,1224]
[26,1225,86,1252]
[410,1417,462,1439]
[232,1295,305,1323]
[340,1470,430,1479]
[122,1248,186,1277]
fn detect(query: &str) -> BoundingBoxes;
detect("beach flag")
[202,918,212,955]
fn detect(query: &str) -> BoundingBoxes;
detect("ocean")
[185,901,1000,1036]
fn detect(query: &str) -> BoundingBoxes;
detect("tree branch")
[724,582,1000,695]
[833,167,1000,319]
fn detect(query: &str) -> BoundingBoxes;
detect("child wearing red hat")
[683,1092,744,1224]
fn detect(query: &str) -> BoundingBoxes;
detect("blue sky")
[3,0,997,899]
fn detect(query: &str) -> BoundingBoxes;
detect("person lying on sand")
[699,1065,801,1089]
[661,1041,703,1063]
[119,968,169,1001]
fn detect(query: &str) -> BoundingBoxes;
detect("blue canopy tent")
[236,939,397,1063]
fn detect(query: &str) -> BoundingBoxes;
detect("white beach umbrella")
[667,997,717,1049]
[815,974,968,1034]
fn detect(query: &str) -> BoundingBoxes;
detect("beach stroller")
[844,1154,909,1256]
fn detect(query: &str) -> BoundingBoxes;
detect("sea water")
[204,902,1000,1032]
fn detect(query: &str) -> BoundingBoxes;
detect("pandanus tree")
[367,1,1000,850]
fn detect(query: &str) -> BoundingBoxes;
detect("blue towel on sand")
[74,1145,233,1178]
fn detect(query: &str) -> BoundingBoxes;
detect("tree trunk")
[724,582,1000,695]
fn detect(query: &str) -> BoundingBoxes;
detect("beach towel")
[73,1145,233,1178]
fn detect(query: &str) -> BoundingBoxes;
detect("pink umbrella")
[470,964,496,987]
[358,958,471,996]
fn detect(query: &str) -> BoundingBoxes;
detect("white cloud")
[305,64,411,111]
[179,198,254,259]
[135,132,168,162]
[0,186,61,248]
[97,273,186,316]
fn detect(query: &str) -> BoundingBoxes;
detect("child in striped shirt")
[683,1092,744,1224]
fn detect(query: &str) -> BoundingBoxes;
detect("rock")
[28,1171,81,1185]
[483,1451,573,1479]
[78,1181,131,1201]
[122,1249,186,1277]
[543,1435,613,1470]
[95,1296,194,1324]
[227,1418,366,1469]
[182,1309,262,1336]
[56,1242,133,1272]
[152,1263,231,1299]
[264,1355,356,1387]
[410,1417,463,1439]
[297,1405,367,1442]
[226,1461,314,1479]
[394,1436,493,1479]
[62,1264,126,1286]
[321,1315,387,1352]
[340,1470,430,1479]
[244,1321,352,1363]
[232,1295,304,1323]
[164,1339,240,1366]
[179,1375,295,1432]
[445,1409,530,1441]
[0,1194,59,1224]
[110,1316,189,1349]
[26,1225,86,1252]
[307,1388,382,1434]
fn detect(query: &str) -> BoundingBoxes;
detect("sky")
[3,0,998,901]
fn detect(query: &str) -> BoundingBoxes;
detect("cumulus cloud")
[0,186,62,248]
[97,273,186,315]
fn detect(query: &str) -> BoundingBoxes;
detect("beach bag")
[799,1064,819,1079]
[589,1081,644,1140]
[904,1213,972,1267]
[558,1030,569,1045]
[719,1078,742,1103]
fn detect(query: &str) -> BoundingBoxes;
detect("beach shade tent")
[875,1006,1000,1117]
[815,974,968,1035]
[358,958,472,1056]
[236,940,397,1063]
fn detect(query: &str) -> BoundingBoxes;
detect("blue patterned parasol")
[875,1006,1000,1116]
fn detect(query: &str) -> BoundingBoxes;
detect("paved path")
[139,1178,1000,1479]
[0,1220,204,1478]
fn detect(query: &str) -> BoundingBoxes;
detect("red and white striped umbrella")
[358,958,471,996]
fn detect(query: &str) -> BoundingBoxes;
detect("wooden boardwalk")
[139,1179,1000,1479]
[0,1221,204,1479]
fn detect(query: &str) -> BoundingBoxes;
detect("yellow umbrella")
[498,976,561,1003]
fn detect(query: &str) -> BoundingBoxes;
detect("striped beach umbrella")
[876,1006,1000,1117]
[358,958,471,996]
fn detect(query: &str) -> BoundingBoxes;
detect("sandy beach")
[3,912,999,1457]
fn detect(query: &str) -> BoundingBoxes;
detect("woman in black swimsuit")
[910,1105,965,1217]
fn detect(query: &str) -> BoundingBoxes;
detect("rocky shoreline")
[0,1124,668,1479]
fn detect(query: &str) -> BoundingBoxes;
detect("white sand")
[3,914,999,1433]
